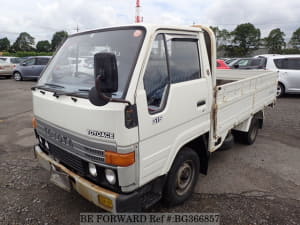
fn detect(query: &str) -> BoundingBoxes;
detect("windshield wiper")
[31,83,65,91]
[53,89,90,98]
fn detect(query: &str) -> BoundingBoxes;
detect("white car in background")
[255,54,300,97]
[0,57,21,78]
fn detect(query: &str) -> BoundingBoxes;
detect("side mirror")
[234,64,239,69]
[22,62,27,66]
[89,53,118,106]
[94,52,118,92]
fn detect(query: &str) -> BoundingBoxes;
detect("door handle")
[197,100,206,107]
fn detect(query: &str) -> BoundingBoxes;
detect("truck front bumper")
[34,145,142,212]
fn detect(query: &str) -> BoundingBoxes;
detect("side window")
[274,58,300,70]
[143,34,169,113]
[25,58,35,66]
[250,59,259,66]
[287,58,300,70]
[237,59,249,66]
[169,39,201,83]
[36,58,49,65]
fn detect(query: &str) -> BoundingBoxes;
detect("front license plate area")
[50,165,72,192]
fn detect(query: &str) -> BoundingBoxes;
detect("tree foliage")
[264,28,286,53]
[210,26,231,49]
[0,37,10,51]
[11,32,35,51]
[51,31,68,51]
[36,40,51,52]
[231,23,261,56]
[289,27,300,49]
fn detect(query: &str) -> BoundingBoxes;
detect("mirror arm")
[95,76,132,106]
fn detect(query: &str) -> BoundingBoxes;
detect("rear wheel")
[163,147,199,207]
[232,118,259,145]
[14,72,22,81]
[277,83,284,97]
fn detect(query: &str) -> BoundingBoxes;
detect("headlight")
[88,163,97,177]
[45,141,49,150]
[105,169,116,185]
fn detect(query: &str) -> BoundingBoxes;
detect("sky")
[0,0,299,44]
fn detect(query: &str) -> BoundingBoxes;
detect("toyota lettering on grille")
[44,127,73,147]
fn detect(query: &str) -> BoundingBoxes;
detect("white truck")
[32,24,277,212]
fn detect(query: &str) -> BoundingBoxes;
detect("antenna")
[135,0,143,23]
[73,24,80,33]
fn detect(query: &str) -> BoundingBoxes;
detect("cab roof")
[71,23,203,37]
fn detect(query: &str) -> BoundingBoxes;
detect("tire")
[14,72,22,81]
[232,118,259,145]
[277,83,284,97]
[163,147,200,207]
[219,132,234,151]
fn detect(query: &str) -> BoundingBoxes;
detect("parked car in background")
[255,54,300,97]
[0,57,21,78]
[224,58,238,64]
[229,58,266,69]
[13,56,51,81]
[217,59,231,69]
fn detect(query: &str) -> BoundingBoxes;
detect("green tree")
[231,23,261,56]
[51,31,68,51]
[264,28,286,53]
[0,37,10,51]
[210,26,231,49]
[289,27,300,49]
[36,40,51,52]
[12,32,35,51]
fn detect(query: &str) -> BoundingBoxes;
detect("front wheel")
[163,147,199,207]
[14,72,22,81]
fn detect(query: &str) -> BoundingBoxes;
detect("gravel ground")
[0,79,299,225]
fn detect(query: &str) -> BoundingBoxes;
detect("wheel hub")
[176,161,194,196]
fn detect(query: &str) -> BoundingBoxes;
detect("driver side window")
[143,34,169,114]
[25,58,35,66]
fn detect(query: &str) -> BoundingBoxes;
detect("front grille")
[39,142,121,193]
[47,143,86,176]
[35,121,107,165]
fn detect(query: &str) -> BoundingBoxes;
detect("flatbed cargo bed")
[213,69,278,148]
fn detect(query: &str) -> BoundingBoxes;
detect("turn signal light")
[32,117,38,129]
[105,151,135,167]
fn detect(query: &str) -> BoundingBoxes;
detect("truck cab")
[32,24,277,212]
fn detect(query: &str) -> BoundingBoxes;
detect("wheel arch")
[13,70,21,74]
[278,81,286,92]
[184,132,210,175]
[165,132,210,176]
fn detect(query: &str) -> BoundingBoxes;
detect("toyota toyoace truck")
[32,24,277,212]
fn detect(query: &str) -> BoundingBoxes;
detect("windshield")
[38,28,145,98]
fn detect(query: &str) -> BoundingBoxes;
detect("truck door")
[135,32,211,186]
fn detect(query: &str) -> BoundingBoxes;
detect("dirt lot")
[0,79,299,225]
